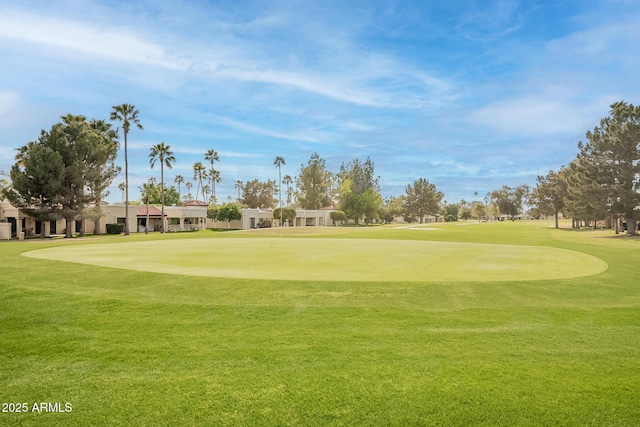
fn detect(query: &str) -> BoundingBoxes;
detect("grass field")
[1,220,640,425]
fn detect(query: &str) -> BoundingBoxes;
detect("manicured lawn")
[24,235,607,282]
[1,221,639,425]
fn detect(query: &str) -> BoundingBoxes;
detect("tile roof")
[183,200,208,207]
[136,205,166,217]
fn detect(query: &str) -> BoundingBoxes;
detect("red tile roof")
[183,200,208,207]
[136,205,166,217]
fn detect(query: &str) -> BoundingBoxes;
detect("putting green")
[23,237,608,282]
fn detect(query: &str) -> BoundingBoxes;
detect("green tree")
[338,157,381,224]
[471,201,486,220]
[218,203,242,228]
[241,179,277,208]
[207,206,219,228]
[204,149,219,197]
[578,101,640,234]
[192,162,207,202]
[282,175,293,206]
[7,115,120,238]
[84,119,120,235]
[185,181,193,201]
[297,153,331,209]
[110,103,143,236]
[209,168,221,203]
[0,171,8,201]
[139,180,154,234]
[443,203,459,221]
[5,142,65,238]
[378,196,404,224]
[489,185,530,219]
[174,175,184,201]
[329,210,347,225]
[458,199,471,222]
[561,158,610,229]
[149,142,175,233]
[360,188,382,224]
[273,207,296,226]
[235,180,243,201]
[139,182,180,206]
[403,178,443,223]
[530,170,567,228]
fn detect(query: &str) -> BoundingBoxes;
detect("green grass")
[1,220,639,425]
[24,234,607,282]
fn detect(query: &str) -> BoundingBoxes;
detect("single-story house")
[0,200,208,238]
[1,199,340,238]
[240,207,337,229]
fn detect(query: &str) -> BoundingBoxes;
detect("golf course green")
[24,237,608,282]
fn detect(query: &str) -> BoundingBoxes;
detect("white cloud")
[209,114,332,143]
[0,10,188,70]
[0,91,22,116]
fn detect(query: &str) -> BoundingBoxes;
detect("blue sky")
[1,0,639,204]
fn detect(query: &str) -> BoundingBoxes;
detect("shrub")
[330,210,347,225]
[273,207,296,224]
[106,223,125,234]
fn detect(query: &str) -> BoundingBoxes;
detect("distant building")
[0,200,338,238]
[0,200,208,238]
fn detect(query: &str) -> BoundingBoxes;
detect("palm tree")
[174,175,184,201]
[203,185,211,204]
[185,181,193,200]
[235,180,243,201]
[110,104,143,236]
[193,162,207,201]
[118,182,125,202]
[139,180,154,234]
[149,142,175,233]
[283,175,293,206]
[204,149,219,199]
[273,156,285,224]
[209,168,221,202]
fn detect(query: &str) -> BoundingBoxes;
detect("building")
[240,207,337,229]
[0,200,208,238]
[1,199,340,239]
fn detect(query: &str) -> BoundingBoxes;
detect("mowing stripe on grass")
[23,238,607,282]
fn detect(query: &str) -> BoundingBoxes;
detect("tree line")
[2,100,638,235]
[529,101,640,235]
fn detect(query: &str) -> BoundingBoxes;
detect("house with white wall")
[0,200,208,238]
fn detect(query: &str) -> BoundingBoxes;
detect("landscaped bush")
[330,210,347,225]
[106,223,125,234]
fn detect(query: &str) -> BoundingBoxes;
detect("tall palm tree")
[185,181,193,200]
[139,180,154,234]
[118,182,125,202]
[193,162,207,201]
[235,180,243,201]
[204,149,219,199]
[283,175,293,206]
[110,103,143,236]
[149,142,175,233]
[174,175,184,201]
[209,168,221,202]
[273,156,286,225]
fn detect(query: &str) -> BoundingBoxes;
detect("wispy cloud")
[209,114,332,144]
[0,10,188,70]
[0,90,22,115]
[455,0,524,41]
